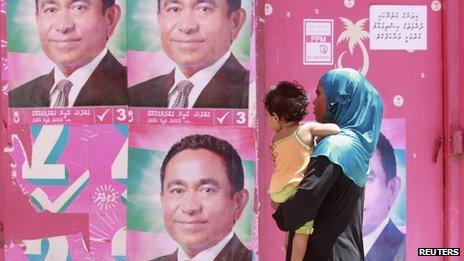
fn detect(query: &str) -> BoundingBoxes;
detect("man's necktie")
[53,79,73,107]
[172,80,194,108]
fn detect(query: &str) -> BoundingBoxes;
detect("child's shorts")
[269,185,314,235]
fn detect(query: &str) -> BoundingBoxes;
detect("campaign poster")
[126,0,253,110]
[3,124,128,260]
[7,0,127,108]
[127,126,256,260]
[363,118,406,260]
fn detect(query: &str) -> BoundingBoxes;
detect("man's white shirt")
[49,48,108,107]
[363,217,389,255]
[167,51,231,108]
[177,231,234,261]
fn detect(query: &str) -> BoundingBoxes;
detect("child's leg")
[291,220,314,260]
[270,185,311,259]
[291,233,309,261]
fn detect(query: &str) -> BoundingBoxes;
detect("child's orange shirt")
[268,126,313,194]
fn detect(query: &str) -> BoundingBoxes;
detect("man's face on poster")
[157,0,246,77]
[161,148,248,256]
[363,150,401,235]
[35,0,120,75]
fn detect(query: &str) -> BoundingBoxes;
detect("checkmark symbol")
[216,112,230,124]
[31,170,90,213]
[97,109,110,122]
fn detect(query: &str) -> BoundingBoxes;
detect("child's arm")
[304,122,340,138]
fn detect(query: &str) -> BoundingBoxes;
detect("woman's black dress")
[272,156,365,261]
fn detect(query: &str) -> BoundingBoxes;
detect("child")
[264,81,341,261]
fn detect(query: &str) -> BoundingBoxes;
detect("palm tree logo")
[336,17,370,76]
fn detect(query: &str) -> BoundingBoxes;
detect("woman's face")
[313,83,327,122]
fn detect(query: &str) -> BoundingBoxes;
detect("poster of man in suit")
[363,119,406,261]
[8,0,128,108]
[126,126,255,260]
[127,0,251,109]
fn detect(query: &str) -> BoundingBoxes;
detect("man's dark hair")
[264,81,309,123]
[376,132,397,182]
[35,0,115,13]
[157,0,241,14]
[160,134,245,195]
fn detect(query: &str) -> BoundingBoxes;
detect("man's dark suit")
[365,220,405,261]
[129,55,249,108]
[152,234,252,261]
[9,52,128,107]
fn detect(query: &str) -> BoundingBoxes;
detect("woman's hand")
[271,200,279,210]
[283,232,289,252]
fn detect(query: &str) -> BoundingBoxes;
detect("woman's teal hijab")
[312,68,383,187]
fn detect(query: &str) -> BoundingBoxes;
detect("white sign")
[370,5,427,50]
[303,19,333,65]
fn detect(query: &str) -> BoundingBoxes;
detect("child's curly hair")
[264,81,309,122]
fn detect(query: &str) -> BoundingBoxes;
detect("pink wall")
[0,0,463,260]
[443,0,464,255]
[459,0,464,250]
[256,0,448,260]
[1,2,7,259]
